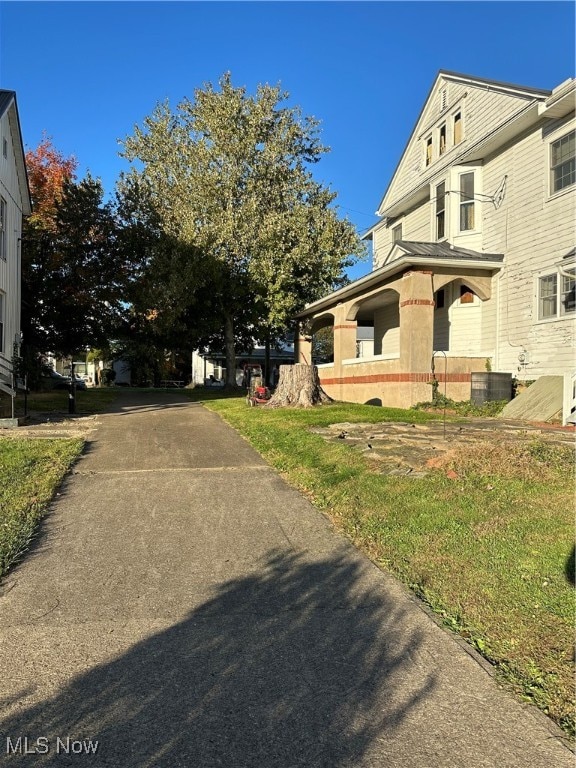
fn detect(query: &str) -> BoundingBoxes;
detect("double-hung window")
[392,223,402,242]
[551,131,575,193]
[435,182,446,239]
[459,172,475,231]
[538,266,575,320]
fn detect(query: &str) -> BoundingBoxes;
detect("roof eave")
[295,255,503,319]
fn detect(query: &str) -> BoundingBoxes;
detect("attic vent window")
[440,88,447,111]
[2,138,6,158]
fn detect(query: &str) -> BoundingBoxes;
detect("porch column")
[333,305,357,369]
[294,323,312,365]
[332,305,357,400]
[399,271,435,404]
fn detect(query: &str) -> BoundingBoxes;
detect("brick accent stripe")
[333,324,357,330]
[399,299,435,308]
[320,372,471,385]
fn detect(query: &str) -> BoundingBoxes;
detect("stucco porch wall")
[317,356,489,408]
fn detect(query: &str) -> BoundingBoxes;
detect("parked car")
[42,369,87,391]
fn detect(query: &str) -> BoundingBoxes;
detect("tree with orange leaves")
[21,138,132,385]
[25,135,77,230]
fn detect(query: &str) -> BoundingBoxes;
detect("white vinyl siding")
[0,197,6,259]
[0,291,4,353]
[482,112,575,377]
[374,303,400,355]
[0,103,25,359]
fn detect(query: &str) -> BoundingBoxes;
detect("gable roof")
[376,70,554,217]
[0,90,32,215]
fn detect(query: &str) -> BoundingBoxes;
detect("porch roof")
[295,242,503,319]
[391,240,504,262]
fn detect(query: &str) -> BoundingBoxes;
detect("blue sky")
[1,1,574,280]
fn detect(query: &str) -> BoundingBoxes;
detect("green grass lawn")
[15,387,120,415]
[0,438,84,578]
[0,388,118,578]
[190,390,575,738]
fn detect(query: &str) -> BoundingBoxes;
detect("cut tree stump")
[267,364,332,408]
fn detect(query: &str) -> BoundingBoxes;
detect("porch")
[294,242,503,408]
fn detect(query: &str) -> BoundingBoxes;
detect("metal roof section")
[295,242,503,319]
[393,240,505,262]
[0,89,32,216]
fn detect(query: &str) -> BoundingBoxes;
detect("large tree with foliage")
[22,139,132,382]
[120,73,365,386]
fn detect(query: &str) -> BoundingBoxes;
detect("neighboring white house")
[0,90,31,400]
[294,71,575,410]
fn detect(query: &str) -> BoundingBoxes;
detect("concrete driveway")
[0,391,572,767]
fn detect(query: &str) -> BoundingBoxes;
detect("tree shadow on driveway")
[0,550,436,767]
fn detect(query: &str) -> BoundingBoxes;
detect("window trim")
[435,181,446,240]
[425,136,433,167]
[550,130,575,195]
[536,264,575,322]
[459,171,475,232]
[453,111,463,145]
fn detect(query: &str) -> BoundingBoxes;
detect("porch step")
[500,376,563,422]
[0,378,15,398]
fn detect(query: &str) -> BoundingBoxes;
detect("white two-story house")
[294,71,575,409]
[0,90,31,401]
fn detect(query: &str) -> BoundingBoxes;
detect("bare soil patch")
[310,418,575,477]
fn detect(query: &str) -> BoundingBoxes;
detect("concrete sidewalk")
[0,391,572,767]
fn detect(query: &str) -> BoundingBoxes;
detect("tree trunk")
[223,313,237,388]
[267,364,332,408]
